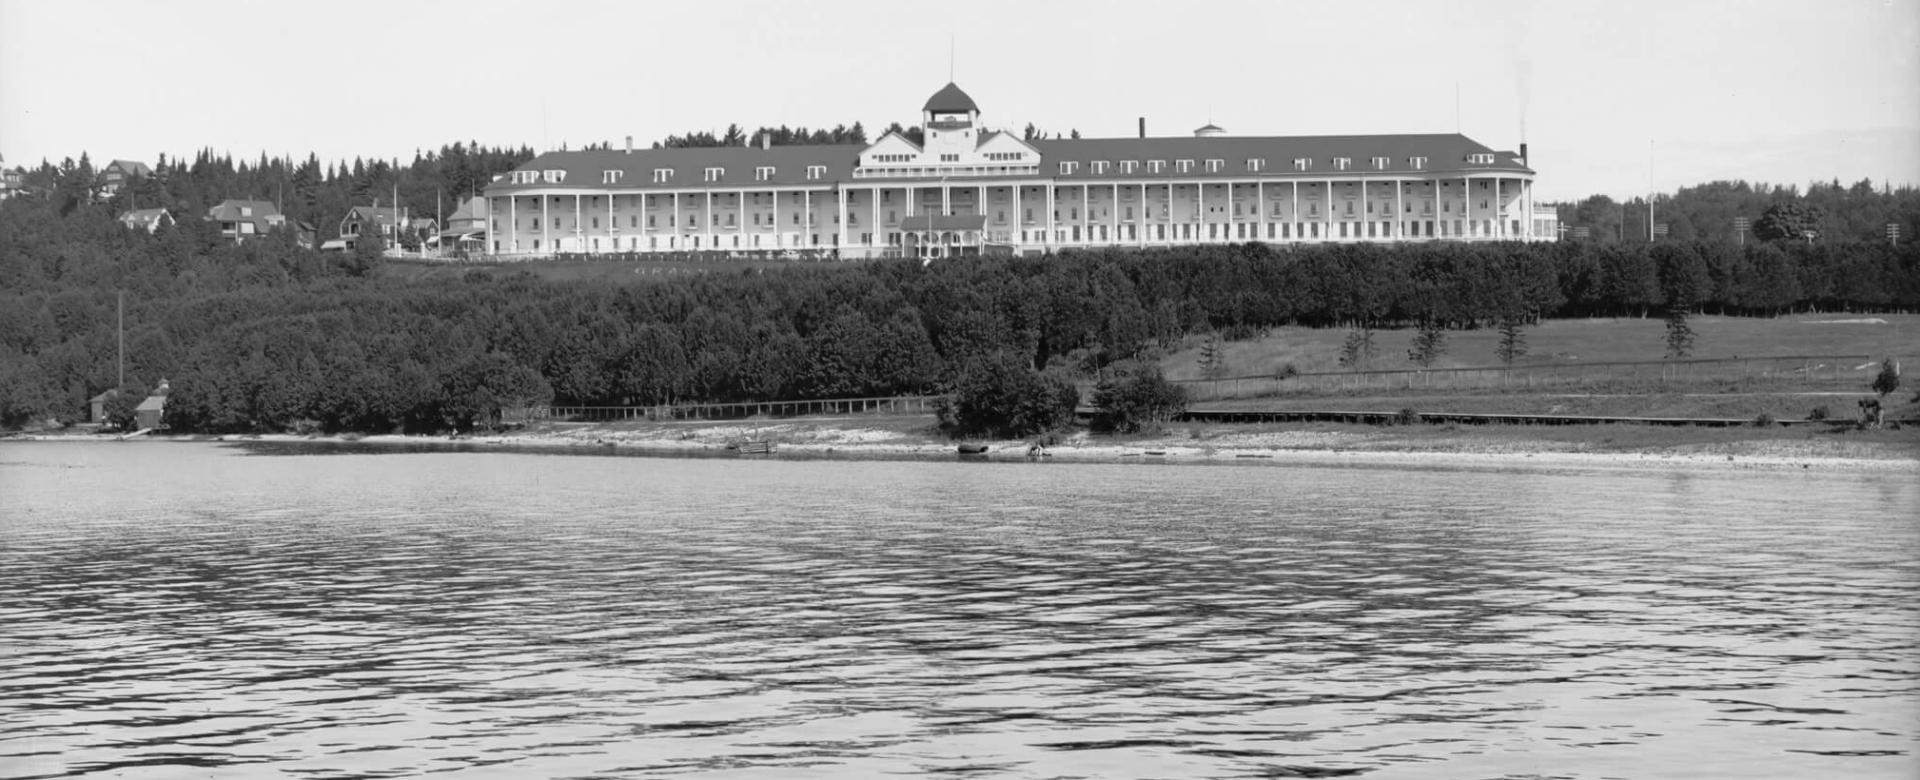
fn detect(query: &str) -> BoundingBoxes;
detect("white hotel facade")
[484,83,1551,259]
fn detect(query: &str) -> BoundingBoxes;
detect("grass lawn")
[1162,314,1920,380]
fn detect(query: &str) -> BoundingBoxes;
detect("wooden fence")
[535,394,943,423]
[1176,354,1888,401]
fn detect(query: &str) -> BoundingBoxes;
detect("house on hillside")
[89,389,121,424]
[337,205,402,249]
[206,199,316,248]
[437,196,488,255]
[119,208,174,233]
[0,156,24,201]
[99,160,153,197]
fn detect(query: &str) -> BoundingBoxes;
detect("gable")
[975,132,1039,159]
[859,132,923,161]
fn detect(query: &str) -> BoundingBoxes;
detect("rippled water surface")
[2,441,1917,779]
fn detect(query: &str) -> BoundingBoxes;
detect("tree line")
[2,186,1916,432]
[1557,178,1920,246]
[13,142,536,245]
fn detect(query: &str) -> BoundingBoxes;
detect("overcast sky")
[2,0,1916,202]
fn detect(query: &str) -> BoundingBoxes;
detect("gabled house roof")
[1031,133,1531,179]
[489,144,867,194]
[445,196,485,224]
[102,160,153,179]
[119,208,172,231]
[206,199,288,237]
[344,205,403,226]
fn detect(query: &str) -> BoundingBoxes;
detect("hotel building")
[483,83,1550,259]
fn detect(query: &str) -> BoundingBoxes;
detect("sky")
[2,0,1916,202]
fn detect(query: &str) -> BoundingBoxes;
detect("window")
[652,168,673,183]
[873,153,912,163]
[1372,157,1389,170]
[755,166,774,181]
[1333,158,1351,171]
[1058,161,1078,175]
[543,170,566,183]
[1468,153,1495,164]
[1246,158,1265,172]
[806,165,826,180]
[1409,156,1427,169]
[704,167,723,182]
[1148,160,1165,174]
[1092,161,1109,174]
[602,170,623,184]
[1293,158,1311,171]
[1120,160,1137,174]
[1205,159,1223,173]
[985,152,1022,161]
[941,153,959,162]
[592,217,600,228]
[511,170,537,184]
[1176,160,1193,173]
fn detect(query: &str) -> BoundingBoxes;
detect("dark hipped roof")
[486,133,1532,197]
[923,82,979,113]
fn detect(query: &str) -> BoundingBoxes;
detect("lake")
[2,440,1916,779]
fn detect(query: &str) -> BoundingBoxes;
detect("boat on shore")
[731,440,775,455]
[957,443,989,455]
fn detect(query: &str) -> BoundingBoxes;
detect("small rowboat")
[957,443,990,455]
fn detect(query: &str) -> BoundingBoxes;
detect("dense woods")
[3,171,1917,433]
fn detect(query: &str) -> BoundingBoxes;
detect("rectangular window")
[806,165,826,180]
[1372,157,1389,170]
[755,166,774,181]
[1246,158,1264,172]
[941,153,959,162]
[1334,158,1351,171]
[653,168,672,183]
[1148,160,1165,174]
[1092,161,1109,174]
[1205,159,1223,173]
[1293,158,1310,171]
[602,170,623,184]
[1176,160,1193,173]
[1409,156,1427,169]
[648,215,656,227]
[704,167,723,182]
[1121,160,1137,174]
[1058,161,1078,175]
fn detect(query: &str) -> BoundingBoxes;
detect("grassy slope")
[1163,314,1920,380]
[376,257,848,285]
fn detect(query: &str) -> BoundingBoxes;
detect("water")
[2,441,1916,779]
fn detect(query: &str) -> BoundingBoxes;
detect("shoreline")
[12,421,1917,474]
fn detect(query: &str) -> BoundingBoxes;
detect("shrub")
[938,351,1080,439]
[1752,413,1776,428]
[1394,407,1421,426]
[1806,405,1830,421]
[1275,362,1300,380]
[1091,361,1188,434]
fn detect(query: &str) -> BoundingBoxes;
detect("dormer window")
[1147,160,1165,174]
[1205,159,1223,173]
[806,165,826,180]
[1120,160,1138,174]
[1176,160,1194,173]
[512,170,538,184]
[602,170,623,184]
[1333,158,1351,171]
[652,168,673,183]
[240,206,253,217]
[754,166,774,181]
[1092,161,1109,174]
[1293,158,1311,171]
[543,170,566,183]
[1468,153,1495,165]
[1409,156,1428,169]
[702,167,724,182]
[1246,158,1265,172]
[1372,157,1389,170]
[1058,161,1078,175]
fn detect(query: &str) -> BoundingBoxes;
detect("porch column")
[1012,184,1022,245]
[871,186,880,248]
[1291,180,1299,242]
[804,190,812,246]
[1394,180,1403,240]
[1495,178,1503,238]
[1359,179,1366,240]
[771,190,779,248]
[505,196,513,252]
[1256,182,1265,241]
[1324,180,1332,241]
[1110,183,1119,245]
[541,196,549,252]
[1138,183,1147,246]
[1045,185,1055,246]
